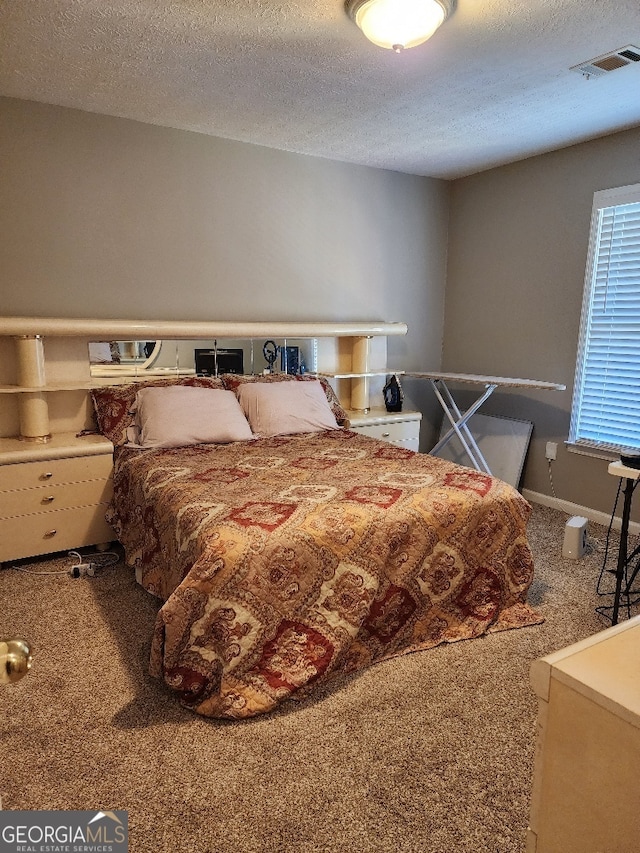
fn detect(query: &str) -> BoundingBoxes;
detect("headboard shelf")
[0,316,408,440]
[0,317,407,340]
[0,373,194,393]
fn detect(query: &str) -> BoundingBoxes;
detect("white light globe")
[354,0,448,51]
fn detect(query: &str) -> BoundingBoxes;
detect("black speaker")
[620,453,640,469]
[280,346,300,375]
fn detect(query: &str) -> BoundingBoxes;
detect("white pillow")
[131,386,253,448]
[236,379,340,437]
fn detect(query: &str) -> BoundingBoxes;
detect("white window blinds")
[570,184,640,453]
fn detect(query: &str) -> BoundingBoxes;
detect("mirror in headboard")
[88,338,317,378]
[188,338,317,376]
[89,340,162,375]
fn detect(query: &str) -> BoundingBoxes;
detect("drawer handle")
[41,496,55,504]
[40,472,53,480]
[43,529,57,538]
[382,432,390,437]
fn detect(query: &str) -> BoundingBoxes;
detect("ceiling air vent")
[571,45,640,79]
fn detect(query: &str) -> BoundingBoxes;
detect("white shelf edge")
[0,316,408,339]
[318,370,405,379]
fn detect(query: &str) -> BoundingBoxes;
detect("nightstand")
[346,408,422,452]
[0,432,114,563]
[528,616,640,853]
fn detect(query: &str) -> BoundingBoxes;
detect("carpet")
[0,504,630,853]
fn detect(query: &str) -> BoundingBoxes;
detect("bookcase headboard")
[0,317,408,441]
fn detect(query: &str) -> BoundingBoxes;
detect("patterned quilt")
[108,430,541,719]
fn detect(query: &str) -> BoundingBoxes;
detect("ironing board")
[405,372,566,474]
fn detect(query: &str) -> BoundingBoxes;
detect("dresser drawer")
[0,477,113,520]
[392,437,419,452]
[0,453,113,492]
[353,419,420,443]
[0,505,115,563]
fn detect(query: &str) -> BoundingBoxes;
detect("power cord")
[585,534,602,555]
[9,564,69,576]
[67,549,120,578]
[547,460,558,499]
[9,549,120,579]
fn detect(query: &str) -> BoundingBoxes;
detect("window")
[569,183,640,453]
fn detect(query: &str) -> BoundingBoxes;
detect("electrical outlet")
[545,441,558,461]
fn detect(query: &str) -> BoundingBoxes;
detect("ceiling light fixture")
[346,0,454,53]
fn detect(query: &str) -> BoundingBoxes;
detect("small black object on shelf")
[281,345,301,375]
[195,347,244,376]
[383,374,404,413]
[620,453,640,469]
[263,340,279,373]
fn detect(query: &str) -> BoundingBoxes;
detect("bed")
[92,373,542,720]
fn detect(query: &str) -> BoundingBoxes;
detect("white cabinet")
[346,408,422,452]
[0,433,114,562]
[528,615,640,853]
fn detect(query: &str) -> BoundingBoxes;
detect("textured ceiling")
[1,0,639,179]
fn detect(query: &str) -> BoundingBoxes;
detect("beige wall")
[445,126,640,516]
[0,97,450,446]
[6,95,636,514]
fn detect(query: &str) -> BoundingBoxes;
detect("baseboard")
[522,489,640,537]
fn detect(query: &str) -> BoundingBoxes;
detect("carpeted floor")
[0,504,633,853]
